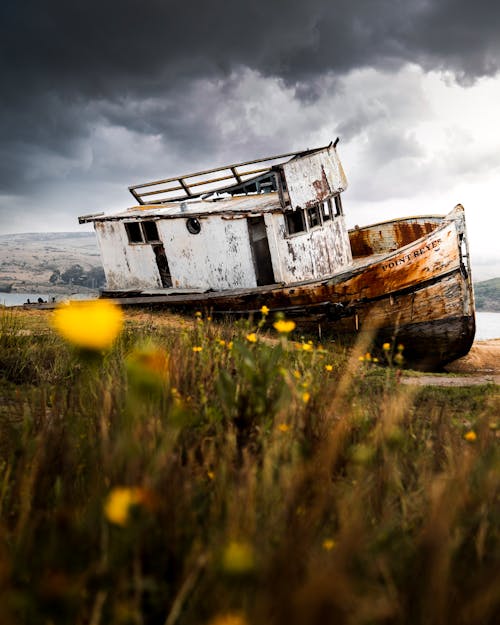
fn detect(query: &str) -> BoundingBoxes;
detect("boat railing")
[128,146,329,205]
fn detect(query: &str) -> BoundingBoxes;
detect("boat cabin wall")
[264,211,353,283]
[94,216,258,291]
[158,216,256,289]
[95,221,164,289]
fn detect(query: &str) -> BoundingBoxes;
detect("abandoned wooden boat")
[79,143,475,369]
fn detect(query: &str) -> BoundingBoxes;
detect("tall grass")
[0,307,498,625]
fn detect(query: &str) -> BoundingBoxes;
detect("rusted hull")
[101,206,475,370]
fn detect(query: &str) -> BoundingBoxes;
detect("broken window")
[307,205,321,229]
[322,199,332,222]
[142,220,160,243]
[334,194,343,216]
[125,222,144,244]
[285,209,306,235]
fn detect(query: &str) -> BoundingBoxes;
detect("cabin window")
[186,218,201,234]
[334,194,343,216]
[285,209,306,236]
[143,220,160,243]
[322,199,332,222]
[125,222,144,244]
[307,205,321,229]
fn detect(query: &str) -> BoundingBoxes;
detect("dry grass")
[0,308,498,625]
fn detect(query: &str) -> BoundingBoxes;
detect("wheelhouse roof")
[80,192,283,224]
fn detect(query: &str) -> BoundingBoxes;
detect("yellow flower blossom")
[260,305,269,315]
[382,342,391,351]
[104,487,143,526]
[207,471,215,480]
[218,339,226,346]
[195,311,202,318]
[273,319,296,334]
[221,541,255,574]
[126,345,169,387]
[246,333,258,343]
[192,346,203,352]
[278,423,290,432]
[293,370,301,379]
[464,430,477,442]
[322,538,336,551]
[302,391,311,404]
[364,352,371,361]
[53,300,123,350]
[227,341,233,350]
[325,364,333,371]
[302,343,313,352]
[358,355,365,362]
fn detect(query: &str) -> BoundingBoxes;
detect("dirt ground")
[401,339,500,386]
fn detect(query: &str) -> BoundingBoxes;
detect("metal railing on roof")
[128,145,330,205]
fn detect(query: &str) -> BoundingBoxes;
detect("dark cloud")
[1,0,500,209]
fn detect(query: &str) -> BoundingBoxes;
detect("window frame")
[124,220,162,245]
[284,208,307,237]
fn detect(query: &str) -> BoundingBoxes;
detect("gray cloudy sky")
[1,0,500,277]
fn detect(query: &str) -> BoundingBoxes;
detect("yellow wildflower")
[394,353,404,365]
[227,341,233,350]
[302,343,313,352]
[126,345,169,388]
[382,342,391,351]
[322,538,336,551]
[464,430,477,442]
[273,319,296,334]
[358,355,365,362]
[195,311,202,318]
[104,487,143,526]
[52,300,123,350]
[246,333,258,343]
[221,541,255,574]
[218,339,226,346]
[397,343,404,352]
[302,391,311,404]
[260,305,270,315]
[325,364,333,371]
[192,346,203,352]
[364,352,371,361]
[278,423,290,433]
[207,471,215,480]
[293,369,301,379]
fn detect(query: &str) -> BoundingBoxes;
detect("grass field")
[0,305,499,625]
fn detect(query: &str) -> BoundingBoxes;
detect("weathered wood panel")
[282,146,347,209]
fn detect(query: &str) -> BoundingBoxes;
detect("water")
[0,292,97,307]
[475,312,500,340]
[1,292,499,339]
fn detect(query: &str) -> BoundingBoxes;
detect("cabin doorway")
[152,244,172,287]
[247,217,275,286]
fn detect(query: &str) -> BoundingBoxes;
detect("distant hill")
[474,278,500,312]
[0,232,102,294]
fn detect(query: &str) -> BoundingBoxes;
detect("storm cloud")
[1,0,500,256]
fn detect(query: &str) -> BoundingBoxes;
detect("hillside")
[474,277,500,312]
[0,232,102,294]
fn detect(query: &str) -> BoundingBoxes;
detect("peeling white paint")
[282,147,348,210]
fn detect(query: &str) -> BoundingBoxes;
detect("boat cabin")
[79,143,353,293]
